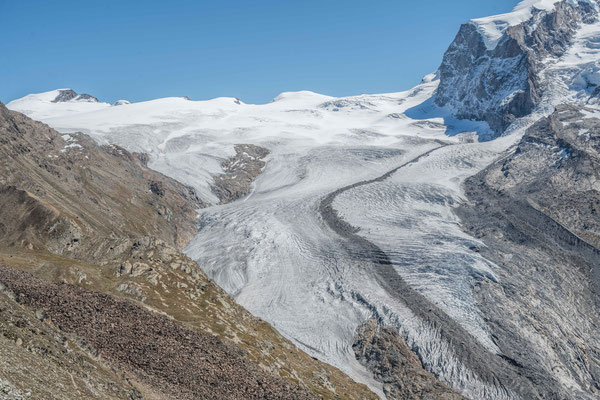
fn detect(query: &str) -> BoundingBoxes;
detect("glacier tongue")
[7,77,519,397]
[184,135,521,399]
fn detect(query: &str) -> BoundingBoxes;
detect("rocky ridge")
[0,102,203,252]
[52,89,100,103]
[211,144,270,204]
[0,103,378,400]
[436,0,599,134]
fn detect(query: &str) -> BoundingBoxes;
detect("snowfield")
[6,89,111,120]
[8,81,491,203]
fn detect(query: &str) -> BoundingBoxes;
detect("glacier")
[7,1,600,398]
[8,78,519,398]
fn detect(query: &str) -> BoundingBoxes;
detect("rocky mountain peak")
[435,0,600,135]
[51,88,78,102]
[52,89,99,103]
[75,93,99,102]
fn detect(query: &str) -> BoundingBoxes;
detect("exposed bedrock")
[52,89,99,103]
[436,0,598,134]
[211,143,270,204]
[353,319,466,400]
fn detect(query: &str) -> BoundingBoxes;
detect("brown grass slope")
[0,265,316,400]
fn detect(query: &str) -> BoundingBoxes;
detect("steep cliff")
[436,0,599,134]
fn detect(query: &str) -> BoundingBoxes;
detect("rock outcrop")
[436,0,599,134]
[52,89,99,103]
[212,144,270,203]
[353,320,466,400]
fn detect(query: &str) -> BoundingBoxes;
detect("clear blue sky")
[0,0,517,104]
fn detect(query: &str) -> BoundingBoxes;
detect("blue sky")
[0,0,518,104]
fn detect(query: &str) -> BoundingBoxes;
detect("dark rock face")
[52,89,99,103]
[436,0,597,134]
[211,144,270,203]
[353,320,466,400]
[456,105,600,399]
[52,89,78,103]
[75,93,99,102]
[150,181,165,197]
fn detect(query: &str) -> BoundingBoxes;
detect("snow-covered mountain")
[6,1,600,399]
[436,0,600,134]
[8,81,488,203]
[7,89,112,120]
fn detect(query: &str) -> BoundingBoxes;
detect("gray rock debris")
[456,104,600,399]
[353,320,466,400]
[211,144,270,204]
[0,379,30,400]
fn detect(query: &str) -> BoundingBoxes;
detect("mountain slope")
[0,265,318,400]
[0,102,379,400]
[0,102,202,252]
[0,277,144,400]
[436,0,599,134]
[456,105,600,398]
[6,1,600,399]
